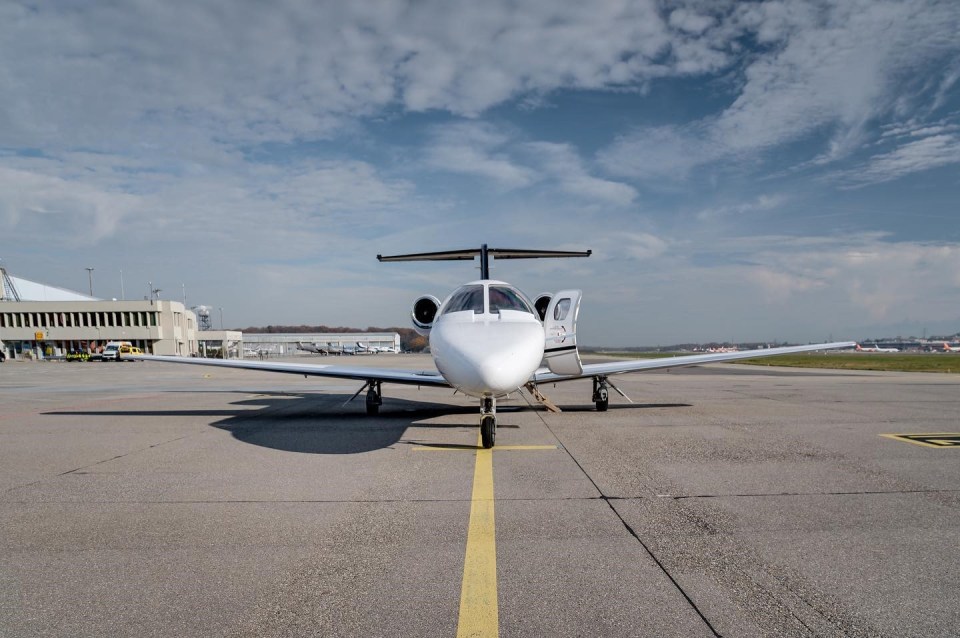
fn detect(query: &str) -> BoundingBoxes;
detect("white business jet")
[136,245,854,448]
[296,341,330,355]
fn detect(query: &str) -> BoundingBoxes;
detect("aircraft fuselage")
[428,280,545,398]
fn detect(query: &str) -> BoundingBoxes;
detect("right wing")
[532,341,857,383]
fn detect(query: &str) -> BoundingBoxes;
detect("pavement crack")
[58,433,195,476]
[529,408,723,638]
[666,488,960,500]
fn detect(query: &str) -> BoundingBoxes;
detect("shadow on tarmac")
[45,392,692,455]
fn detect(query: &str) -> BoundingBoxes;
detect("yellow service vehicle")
[118,345,143,361]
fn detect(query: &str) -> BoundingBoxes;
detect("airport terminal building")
[0,271,399,361]
[0,299,199,359]
[0,272,199,359]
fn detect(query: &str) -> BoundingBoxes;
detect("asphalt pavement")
[1,355,958,636]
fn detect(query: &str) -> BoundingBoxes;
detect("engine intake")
[412,295,441,336]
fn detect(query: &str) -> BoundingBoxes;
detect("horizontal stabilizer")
[378,244,591,279]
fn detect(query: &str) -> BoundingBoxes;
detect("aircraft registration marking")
[880,433,960,448]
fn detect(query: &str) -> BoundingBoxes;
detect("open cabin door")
[543,290,583,375]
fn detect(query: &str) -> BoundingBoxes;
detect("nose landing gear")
[480,396,496,448]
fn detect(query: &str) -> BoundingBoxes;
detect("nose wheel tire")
[480,415,496,449]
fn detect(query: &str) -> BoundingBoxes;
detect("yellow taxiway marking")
[418,437,554,637]
[412,444,558,452]
[880,433,960,448]
[457,435,498,638]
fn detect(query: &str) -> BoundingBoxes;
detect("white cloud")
[695,193,789,221]
[0,0,740,155]
[600,0,960,180]
[732,235,960,321]
[845,134,960,186]
[599,123,720,180]
[524,142,637,206]
[668,9,715,35]
[0,166,139,241]
[423,122,536,188]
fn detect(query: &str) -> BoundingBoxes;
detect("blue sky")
[1,0,959,345]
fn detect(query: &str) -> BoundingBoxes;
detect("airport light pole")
[219,307,224,331]
[85,267,94,297]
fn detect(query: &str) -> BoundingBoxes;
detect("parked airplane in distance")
[855,343,900,353]
[136,245,855,448]
[356,342,399,354]
[296,341,331,355]
[941,342,960,352]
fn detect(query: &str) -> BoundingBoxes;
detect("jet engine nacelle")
[412,295,441,336]
[533,293,552,322]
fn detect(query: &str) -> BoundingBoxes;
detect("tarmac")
[1,354,958,637]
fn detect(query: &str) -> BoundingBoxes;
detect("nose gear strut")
[480,396,496,448]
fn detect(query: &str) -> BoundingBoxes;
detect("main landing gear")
[480,396,496,449]
[366,380,382,415]
[593,376,609,412]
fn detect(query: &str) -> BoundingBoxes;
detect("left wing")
[133,354,450,387]
[531,341,856,383]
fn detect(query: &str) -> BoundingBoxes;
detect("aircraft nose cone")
[432,320,544,396]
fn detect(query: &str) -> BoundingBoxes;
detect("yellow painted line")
[413,444,557,452]
[414,437,554,634]
[880,433,960,448]
[457,436,498,638]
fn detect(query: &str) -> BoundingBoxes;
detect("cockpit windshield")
[442,284,535,316]
[488,285,535,315]
[442,285,485,315]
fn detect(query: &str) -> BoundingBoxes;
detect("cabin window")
[553,298,571,321]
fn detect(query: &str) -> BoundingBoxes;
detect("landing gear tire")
[596,389,609,412]
[593,377,609,412]
[480,415,496,449]
[365,381,382,416]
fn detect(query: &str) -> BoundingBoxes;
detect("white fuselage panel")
[429,283,545,398]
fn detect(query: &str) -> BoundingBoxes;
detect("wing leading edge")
[531,341,857,383]
[132,354,450,387]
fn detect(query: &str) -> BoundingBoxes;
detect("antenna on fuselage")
[377,244,592,279]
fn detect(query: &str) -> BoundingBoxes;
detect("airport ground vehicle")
[101,341,141,361]
[65,350,90,362]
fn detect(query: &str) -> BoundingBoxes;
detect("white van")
[101,341,133,362]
